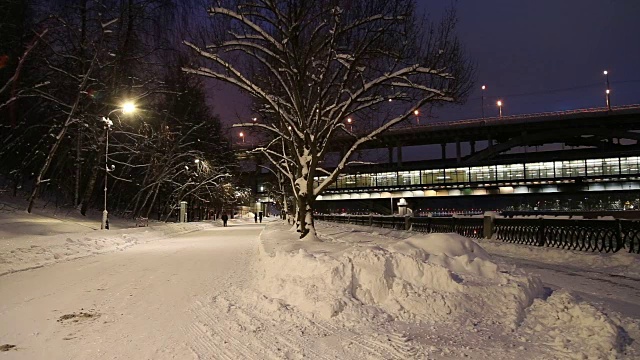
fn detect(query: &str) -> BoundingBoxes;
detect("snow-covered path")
[0,222,263,359]
[491,254,640,319]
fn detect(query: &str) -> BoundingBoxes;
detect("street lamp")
[414,110,420,125]
[239,131,244,143]
[347,117,353,131]
[101,101,136,230]
[497,100,503,118]
[604,70,611,110]
[481,85,486,118]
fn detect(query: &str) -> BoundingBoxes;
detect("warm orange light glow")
[606,89,610,94]
[497,100,502,106]
[481,85,486,90]
[239,132,244,137]
[414,110,419,116]
[347,117,352,123]
[603,70,608,75]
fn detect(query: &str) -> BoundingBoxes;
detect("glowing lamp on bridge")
[347,117,353,131]
[497,100,503,118]
[414,110,420,125]
[239,131,244,143]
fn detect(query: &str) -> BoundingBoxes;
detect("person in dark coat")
[258,211,263,223]
[221,213,229,227]
[254,212,258,223]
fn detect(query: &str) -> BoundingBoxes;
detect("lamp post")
[239,131,245,143]
[497,100,503,118]
[604,70,611,110]
[481,85,486,118]
[347,117,353,131]
[101,101,136,230]
[414,110,420,125]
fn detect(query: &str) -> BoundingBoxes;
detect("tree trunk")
[80,155,100,216]
[28,123,72,213]
[296,194,317,240]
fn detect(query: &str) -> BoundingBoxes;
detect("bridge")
[237,105,640,216]
[334,104,640,165]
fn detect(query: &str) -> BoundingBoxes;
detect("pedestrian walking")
[221,213,229,227]
[258,211,263,223]
[254,212,258,223]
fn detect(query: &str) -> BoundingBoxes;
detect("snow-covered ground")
[1,207,639,359]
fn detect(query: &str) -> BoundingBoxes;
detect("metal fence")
[315,214,640,254]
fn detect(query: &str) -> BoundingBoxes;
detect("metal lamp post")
[481,85,486,118]
[604,70,611,110]
[497,100,503,118]
[101,102,136,230]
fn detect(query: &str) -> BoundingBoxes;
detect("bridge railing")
[315,214,640,254]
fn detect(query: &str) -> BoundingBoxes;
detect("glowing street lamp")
[497,100,503,118]
[102,101,136,230]
[481,85,486,118]
[252,117,257,122]
[414,110,420,124]
[347,117,353,131]
[239,131,245,143]
[604,70,611,110]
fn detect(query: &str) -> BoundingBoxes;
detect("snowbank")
[257,222,542,326]
[519,290,625,359]
[255,221,637,359]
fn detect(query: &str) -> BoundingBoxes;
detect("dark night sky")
[207,0,640,129]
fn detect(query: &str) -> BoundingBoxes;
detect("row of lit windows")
[314,156,640,189]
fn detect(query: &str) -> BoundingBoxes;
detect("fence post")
[405,216,411,231]
[483,211,495,239]
[537,217,546,246]
[616,219,624,252]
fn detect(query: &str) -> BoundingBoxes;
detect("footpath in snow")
[2,208,640,359]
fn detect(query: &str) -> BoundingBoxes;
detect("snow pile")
[257,223,542,328]
[519,290,624,359]
[255,221,636,359]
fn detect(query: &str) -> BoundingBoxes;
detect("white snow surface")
[1,204,639,359]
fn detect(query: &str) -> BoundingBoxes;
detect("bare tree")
[184,0,473,238]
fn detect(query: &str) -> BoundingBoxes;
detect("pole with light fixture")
[414,110,420,125]
[347,117,353,131]
[604,70,611,110]
[101,101,136,230]
[497,100,503,118]
[481,85,486,118]
[239,131,244,143]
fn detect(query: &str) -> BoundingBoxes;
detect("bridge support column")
[455,139,461,164]
[441,143,446,160]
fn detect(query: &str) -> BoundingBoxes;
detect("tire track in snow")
[184,293,422,359]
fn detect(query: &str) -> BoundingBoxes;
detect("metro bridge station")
[247,105,640,216]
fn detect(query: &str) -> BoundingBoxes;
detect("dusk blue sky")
[206,0,640,128]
